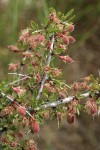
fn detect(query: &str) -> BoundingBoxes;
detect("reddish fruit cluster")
[27,34,45,48]
[67,99,78,124]
[8,63,19,71]
[19,30,30,42]
[27,139,37,150]
[85,98,98,115]
[22,52,33,58]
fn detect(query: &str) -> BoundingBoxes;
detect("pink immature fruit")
[68,36,75,43]
[67,112,75,124]
[68,24,75,32]
[17,107,26,116]
[31,120,40,133]
[62,36,69,45]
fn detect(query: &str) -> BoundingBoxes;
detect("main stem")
[36,34,55,99]
[35,92,90,111]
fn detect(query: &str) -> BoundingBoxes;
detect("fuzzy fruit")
[31,120,40,133]
[68,36,75,43]
[67,112,75,124]
[17,107,26,116]
[68,24,75,32]
[85,99,98,115]
[62,36,69,45]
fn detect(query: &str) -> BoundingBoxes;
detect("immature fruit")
[62,36,69,45]
[31,120,40,133]
[17,106,26,116]
[67,112,75,124]
[68,36,75,43]
[1,137,8,143]
[8,45,20,53]
[59,92,66,99]
[35,34,45,42]
[18,131,23,138]
[85,99,98,115]
[8,63,19,71]
[67,24,75,32]
[59,56,74,63]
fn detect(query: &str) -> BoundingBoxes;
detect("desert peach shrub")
[0,8,99,150]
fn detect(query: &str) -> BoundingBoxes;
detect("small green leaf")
[49,7,56,13]
[61,15,67,21]
[67,15,75,22]
[48,28,61,33]
[31,21,38,30]
[56,48,64,54]
[57,11,62,17]
[65,9,74,18]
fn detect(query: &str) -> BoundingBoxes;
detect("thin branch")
[32,29,43,34]
[5,76,30,87]
[0,92,34,120]
[8,73,31,78]
[35,92,90,111]
[36,34,55,99]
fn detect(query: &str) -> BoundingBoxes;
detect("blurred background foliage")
[0,0,100,149]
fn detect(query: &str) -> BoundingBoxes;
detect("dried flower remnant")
[22,52,33,58]
[53,68,61,76]
[8,45,20,53]
[67,112,75,124]
[59,44,66,50]
[19,29,30,42]
[12,86,26,96]
[73,82,79,95]
[35,34,45,42]
[44,66,51,72]
[10,142,17,148]
[8,63,19,71]
[35,73,41,83]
